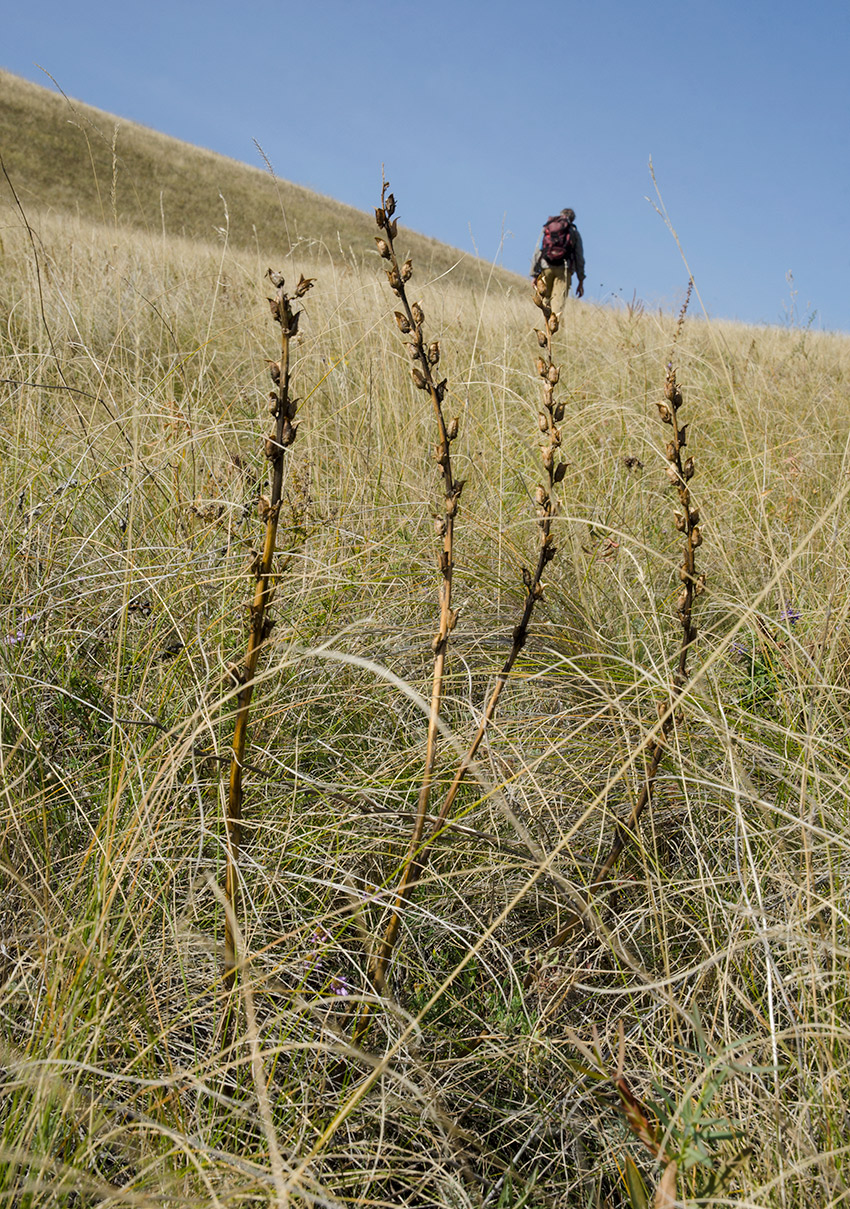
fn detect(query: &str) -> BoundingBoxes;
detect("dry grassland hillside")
[1,69,850,1209]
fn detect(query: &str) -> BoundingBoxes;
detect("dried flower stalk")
[547,349,705,951]
[223,268,314,990]
[370,182,462,995]
[427,278,567,837]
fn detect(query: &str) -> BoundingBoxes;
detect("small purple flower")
[780,602,801,627]
[330,975,350,997]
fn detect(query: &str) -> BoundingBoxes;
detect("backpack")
[541,215,572,265]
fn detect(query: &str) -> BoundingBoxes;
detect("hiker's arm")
[572,228,585,296]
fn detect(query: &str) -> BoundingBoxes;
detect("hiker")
[530,208,585,309]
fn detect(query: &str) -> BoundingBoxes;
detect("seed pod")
[553,402,565,421]
[446,416,459,440]
[553,462,567,483]
[657,402,672,424]
[535,485,549,505]
[267,269,285,288]
[428,342,440,365]
[269,361,281,385]
[541,445,554,471]
[547,312,559,333]
[550,426,561,447]
[411,301,424,325]
[694,573,706,595]
[691,526,703,547]
[375,207,386,228]
[547,364,560,385]
[434,517,447,536]
[536,357,547,378]
[386,268,401,291]
[401,259,413,282]
[674,511,686,532]
[683,457,695,479]
[665,465,679,484]
[688,506,700,525]
[447,609,459,631]
[385,192,396,218]
[394,311,411,333]
[536,329,547,348]
[406,342,419,360]
[679,563,690,583]
[268,297,281,323]
[386,218,398,240]
[666,441,677,462]
[677,588,689,612]
[538,413,549,433]
[294,274,315,298]
[265,435,279,459]
[435,379,447,402]
[257,495,272,520]
[411,368,428,390]
[522,566,532,587]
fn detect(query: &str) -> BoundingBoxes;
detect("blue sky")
[2,0,848,330]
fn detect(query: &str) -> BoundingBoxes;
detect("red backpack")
[541,215,572,265]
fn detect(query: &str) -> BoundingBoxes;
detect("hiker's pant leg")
[540,265,566,308]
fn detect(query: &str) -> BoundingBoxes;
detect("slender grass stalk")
[370,182,463,996]
[427,274,567,839]
[223,267,314,990]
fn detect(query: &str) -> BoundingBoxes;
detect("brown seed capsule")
[447,609,459,631]
[535,485,549,506]
[401,259,413,282]
[694,573,706,595]
[538,413,549,432]
[665,465,679,484]
[386,218,398,240]
[547,364,560,385]
[411,368,428,390]
[553,462,567,483]
[541,446,554,471]
[434,517,447,536]
[536,329,548,348]
[553,402,565,421]
[446,416,459,440]
[411,301,424,325]
[536,357,548,378]
[674,511,687,532]
[385,192,396,218]
[375,207,386,228]
[691,526,703,547]
[269,361,281,385]
[683,457,695,479]
[657,402,672,424]
[394,311,411,333]
[268,394,279,415]
[522,567,532,586]
[688,506,700,525]
[666,440,677,462]
[547,312,559,333]
[428,342,440,365]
